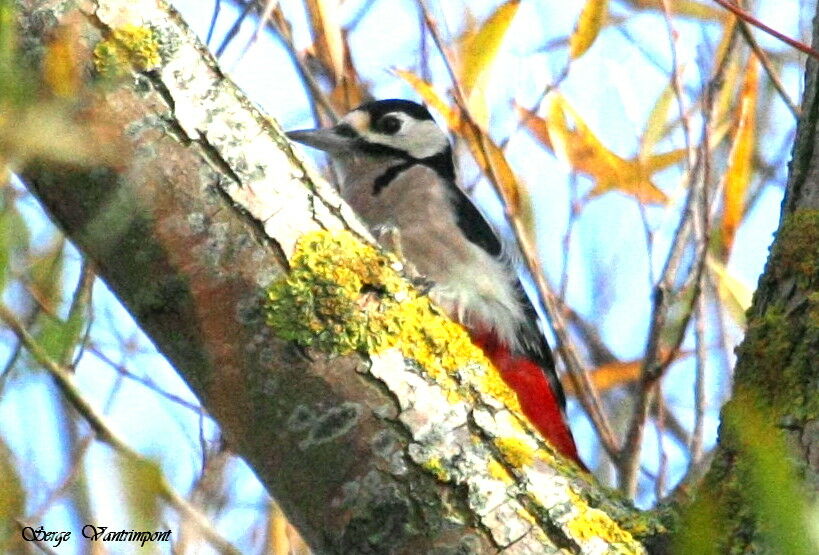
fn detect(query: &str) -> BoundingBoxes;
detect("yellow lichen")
[460,358,520,413]
[420,456,451,482]
[265,230,489,391]
[487,458,514,484]
[566,491,640,548]
[493,437,535,468]
[94,24,163,78]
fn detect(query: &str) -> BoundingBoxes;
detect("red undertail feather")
[472,330,584,468]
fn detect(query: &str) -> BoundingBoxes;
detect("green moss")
[686,210,819,553]
[736,305,818,418]
[693,392,811,554]
[734,210,819,420]
[768,210,819,287]
[93,25,163,78]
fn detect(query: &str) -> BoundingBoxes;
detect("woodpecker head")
[286,99,450,162]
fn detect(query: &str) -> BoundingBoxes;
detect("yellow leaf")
[722,57,758,258]
[305,0,345,82]
[587,159,669,204]
[641,81,675,156]
[707,257,751,326]
[622,0,722,20]
[643,148,686,172]
[474,132,521,213]
[570,0,608,59]
[547,94,672,204]
[458,0,520,94]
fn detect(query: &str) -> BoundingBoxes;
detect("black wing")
[443,179,503,257]
[443,177,566,410]
[513,280,565,409]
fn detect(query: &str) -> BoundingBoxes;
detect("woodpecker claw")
[294,343,314,362]
[411,276,435,295]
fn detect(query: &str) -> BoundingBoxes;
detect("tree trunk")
[684,7,819,551]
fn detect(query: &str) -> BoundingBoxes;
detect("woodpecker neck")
[335,145,455,198]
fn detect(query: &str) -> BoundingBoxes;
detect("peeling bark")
[14,0,648,552]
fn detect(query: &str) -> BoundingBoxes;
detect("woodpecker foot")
[376,224,426,281]
[376,224,404,259]
[411,276,435,295]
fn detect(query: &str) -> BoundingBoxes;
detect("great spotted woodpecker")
[287,99,583,467]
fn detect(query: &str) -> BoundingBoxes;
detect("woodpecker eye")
[375,115,402,135]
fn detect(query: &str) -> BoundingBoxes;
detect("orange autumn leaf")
[328,31,367,113]
[542,95,678,204]
[305,0,345,82]
[722,57,758,258]
[563,349,691,395]
[570,0,608,59]
[515,103,553,150]
[562,361,642,395]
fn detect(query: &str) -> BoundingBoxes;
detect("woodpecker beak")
[286,126,357,153]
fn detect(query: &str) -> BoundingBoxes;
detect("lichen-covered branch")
[14,0,650,551]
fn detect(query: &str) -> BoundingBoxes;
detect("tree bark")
[14,0,646,553]
[680,6,819,554]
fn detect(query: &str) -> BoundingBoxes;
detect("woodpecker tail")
[472,330,585,469]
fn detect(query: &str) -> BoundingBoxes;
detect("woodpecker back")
[287,99,583,467]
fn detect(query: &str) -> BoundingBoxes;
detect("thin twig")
[261,2,339,123]
[620,0,700,495]
[417,0,619,459]
[0,303,240,555]
[689,65,718,469]
[711,0,819,60]
[207,0,221,47]
[88,344,204,413]
[237,0,281,63]
[690,281,708,466]
[28,436,93,523]
[654,395,668,500]
[736,19,801,118]
[346,0,379,32]
[215,0,256,58]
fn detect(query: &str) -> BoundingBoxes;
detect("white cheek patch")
[402,120,449,159]
[362,115,449,159]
